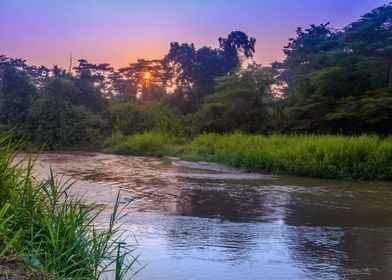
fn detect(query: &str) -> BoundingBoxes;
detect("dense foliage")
[280,4,392,134]
[0,3,391,150]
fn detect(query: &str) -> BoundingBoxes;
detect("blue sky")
[0,0,389,68]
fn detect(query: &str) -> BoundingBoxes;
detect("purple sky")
[0,0,389,69]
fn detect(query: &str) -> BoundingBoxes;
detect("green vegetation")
[0,3,391,277]
[103,132,181,156]
[1,4,391,146]
[0,132,138,279]
[104,132,392,180]
[0,3,391,180]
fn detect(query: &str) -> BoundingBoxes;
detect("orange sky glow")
[0,0,389,69]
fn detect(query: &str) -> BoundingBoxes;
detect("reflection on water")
[30,152,392,280]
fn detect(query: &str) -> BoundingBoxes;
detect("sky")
[0,0,389,69]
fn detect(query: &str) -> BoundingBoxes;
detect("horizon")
[0,0,390,69]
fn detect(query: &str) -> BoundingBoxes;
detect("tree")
[74,77,108,113]
[25,65,50,88]
[73,59,114,96]
[192,47,228,97]
[0,66,36,136]
[343,3,392,88]
[163,42,196,88]
[163,87,200,114]
[194,65,277,133]
[51,65,67,77]
[281,23,340,90]
[112,59,167,102]
[0,55,27,72]
[282,3,392,134]
[29,77,107,148]
[1,55,51,88]
[108,70,138,102]
[326,86,392,134]
[164,31,257,110]
[219,31,256,70]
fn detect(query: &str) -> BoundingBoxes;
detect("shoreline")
[101,132,392,181]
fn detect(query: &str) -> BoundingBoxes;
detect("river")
[31,152,392,280]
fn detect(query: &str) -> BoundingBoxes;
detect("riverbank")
[0,133,137,279]
[103,132,392,180]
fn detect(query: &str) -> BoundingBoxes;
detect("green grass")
[104,132,392,180]
[0,132,140,279]
[103,132,185,157]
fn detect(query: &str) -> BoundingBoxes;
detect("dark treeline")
[0,3,391,149]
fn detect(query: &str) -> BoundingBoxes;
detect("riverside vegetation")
[0,132,139,279]
[0,3,391,182]
[0,3,392,278]
[1,4,391,148]
[103,132,392,180]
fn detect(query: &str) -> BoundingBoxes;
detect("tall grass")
[207,133,392,180]
[0,132,139,279]
[103,132,184,156]
[104,132,392,180]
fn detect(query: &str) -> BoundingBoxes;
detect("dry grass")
[0,255,55,280]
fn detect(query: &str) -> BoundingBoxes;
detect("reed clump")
[0,132,139,279]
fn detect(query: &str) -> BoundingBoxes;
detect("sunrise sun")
[143,71,152,80]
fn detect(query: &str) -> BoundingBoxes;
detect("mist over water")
[31,152,392,280]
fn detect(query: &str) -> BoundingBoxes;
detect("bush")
[104,132,173,156]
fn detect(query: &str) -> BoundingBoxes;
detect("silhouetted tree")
[163,42,196,88]
[74,59,114,96]
[219,31,256,70]
[192,47,228,97]
[164,31,257,109]
[112,59,167,102]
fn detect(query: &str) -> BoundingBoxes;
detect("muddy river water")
[31,152,392,279]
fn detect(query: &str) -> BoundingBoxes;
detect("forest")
[0,4,391,173]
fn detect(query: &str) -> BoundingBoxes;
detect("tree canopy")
[0,3,391,149]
